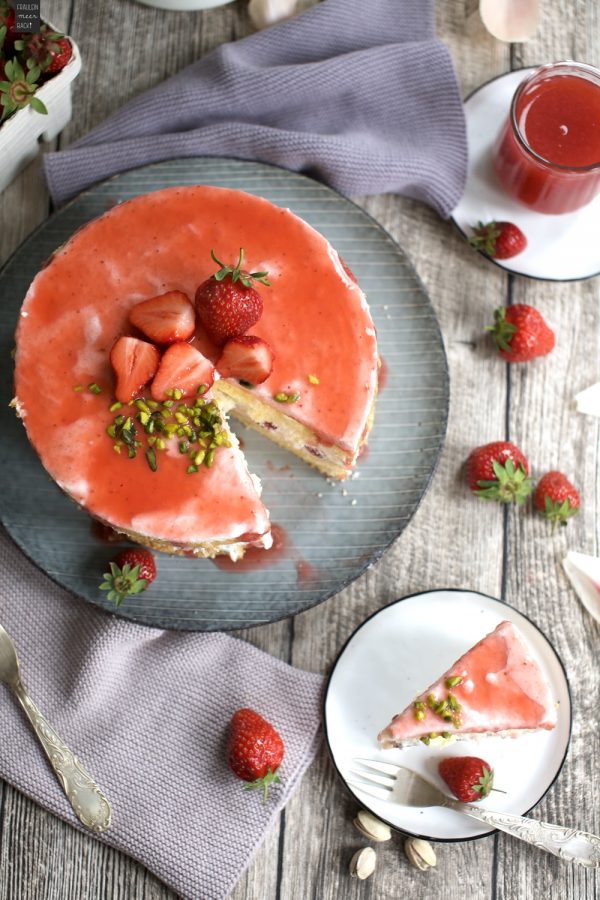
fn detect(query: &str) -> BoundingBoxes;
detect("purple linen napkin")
[44,0,467,217]
[0,529,323,900]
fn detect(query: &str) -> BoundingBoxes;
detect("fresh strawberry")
[469,220,527,259]
[195,248,269,346]
[534,471,580,529]
[99,548,156,607]
[439,756,494,803]
[466,440,532,504]
[216,335,274,385]
[110,336,160,404]
[0,4,16,43]
[150,342,215,401]
[15,26,72,74]
[129,291,195,345]
[46,36,72,73]
[488,305,555,362]
[227,708,284,801]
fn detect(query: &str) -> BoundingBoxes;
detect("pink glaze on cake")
[13,186,378,548]
[378,621,557,747]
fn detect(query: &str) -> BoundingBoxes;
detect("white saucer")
[452,69,600,282]
[324,589,571,842]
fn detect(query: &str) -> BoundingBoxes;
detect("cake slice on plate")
[378,621,557,748]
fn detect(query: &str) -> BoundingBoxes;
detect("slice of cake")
[378,621,557,748]
[13,185,378,558]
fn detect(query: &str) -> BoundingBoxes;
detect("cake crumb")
[351,499,358,506]
[317,492,323,499]
[342,488,348,497]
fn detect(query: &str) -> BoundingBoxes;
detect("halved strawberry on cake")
[378,621,557,748]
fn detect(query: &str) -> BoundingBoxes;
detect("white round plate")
[452,69,600,282]
[324,589,571,842]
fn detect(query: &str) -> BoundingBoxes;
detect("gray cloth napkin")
[0,530,323,900]
[44,0,467,217]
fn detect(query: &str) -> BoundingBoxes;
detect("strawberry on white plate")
[150,343,215,401]
[129,291,195,345]
[110,336,160,403]
[217,335,274,385]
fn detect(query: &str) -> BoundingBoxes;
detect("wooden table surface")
[1,1,599,898]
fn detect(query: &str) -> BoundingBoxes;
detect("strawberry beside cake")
[378,621,557,748]
[13,186,378,559]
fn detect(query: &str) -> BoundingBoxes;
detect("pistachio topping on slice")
[274,391,300,403]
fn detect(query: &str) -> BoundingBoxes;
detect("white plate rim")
[323,587,573,842]
[452,67,600,284]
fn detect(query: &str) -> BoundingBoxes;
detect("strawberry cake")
[378,621,557,748]
[13,186,379,559]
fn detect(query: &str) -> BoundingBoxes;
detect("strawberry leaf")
[29,97,47,115]
[487,307,518,354]
[242,768,282,803]
[475,459,532,504]
[100,561,148,607]
[472,766,494,800]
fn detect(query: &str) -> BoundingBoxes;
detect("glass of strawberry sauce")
[493,61,600,214]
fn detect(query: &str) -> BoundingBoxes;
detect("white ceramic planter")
[0,30,81,193]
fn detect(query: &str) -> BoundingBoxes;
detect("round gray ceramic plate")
[0,159,449,631]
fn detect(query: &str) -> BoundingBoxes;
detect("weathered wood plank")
[278,1,512,896]
[496,5,600,899]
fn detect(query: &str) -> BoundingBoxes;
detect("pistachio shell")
[353,809,392,842]
[349,846,377,880]
[404,837,437,870]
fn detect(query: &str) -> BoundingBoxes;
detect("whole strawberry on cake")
[13,186,379,560]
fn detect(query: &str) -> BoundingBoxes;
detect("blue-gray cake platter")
[0,158,449,631]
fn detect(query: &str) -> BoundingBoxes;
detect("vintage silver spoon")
[0,623,111,832]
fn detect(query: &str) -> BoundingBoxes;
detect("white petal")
[479,0,539,43]
[248,0,298,29]
[563,551,600,624]
[575,382,600,419]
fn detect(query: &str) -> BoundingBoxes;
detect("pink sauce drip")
[378,357,388,393]
[295,559,318,585]
[211,523,318,583]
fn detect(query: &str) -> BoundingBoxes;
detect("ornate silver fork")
[0,623,112,833]
[348,758,600,867]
